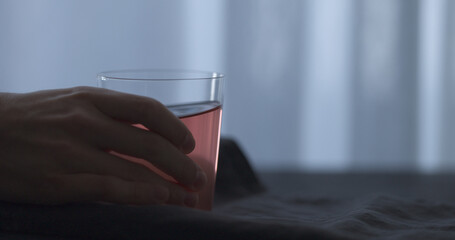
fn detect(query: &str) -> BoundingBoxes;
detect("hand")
[0,86,206,207]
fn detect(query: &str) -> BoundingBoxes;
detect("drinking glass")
[97,69,224,210]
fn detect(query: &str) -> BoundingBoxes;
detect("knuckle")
[60,107,95,131]
[73,86,96,93]
[68,108,90,123]
[70,86,96,101]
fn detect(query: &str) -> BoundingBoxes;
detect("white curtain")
[1,0,454,172]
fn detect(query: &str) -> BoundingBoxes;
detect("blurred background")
[0,0,454,173]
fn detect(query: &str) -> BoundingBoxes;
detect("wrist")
[0,93,15,125]
[0,93,5,111]
[0,93,13,111]
[0,93,7,113]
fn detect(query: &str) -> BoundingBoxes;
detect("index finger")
[73,87,195,153]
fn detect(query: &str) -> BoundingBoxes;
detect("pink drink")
[170,101,222,210]
[112,102,222,210]
[98,69,224,210]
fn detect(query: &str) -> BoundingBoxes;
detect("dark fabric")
[0,202,346,240]
[215,138,265,204]
[2,139,455,239]
[215,192,455,240]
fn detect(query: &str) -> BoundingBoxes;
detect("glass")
[97,69,224,210]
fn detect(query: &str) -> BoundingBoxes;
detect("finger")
[51,174,169,205]
[51,173,199,208]
[69,87,195,153]
[82,118,206,191]
[63,146,203,191]
[62,146,165,182]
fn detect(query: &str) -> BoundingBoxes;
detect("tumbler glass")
[97,69,224,210]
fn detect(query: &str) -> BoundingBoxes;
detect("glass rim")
[98,69,224,81]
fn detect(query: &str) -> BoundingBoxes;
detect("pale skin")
[0,86,207,208]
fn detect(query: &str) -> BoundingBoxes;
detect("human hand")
[0,87,206,207]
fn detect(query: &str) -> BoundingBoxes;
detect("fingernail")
[152,186,169,203]
[182,134,195,153]
[192,170,207,191]
[184,193,199,208]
